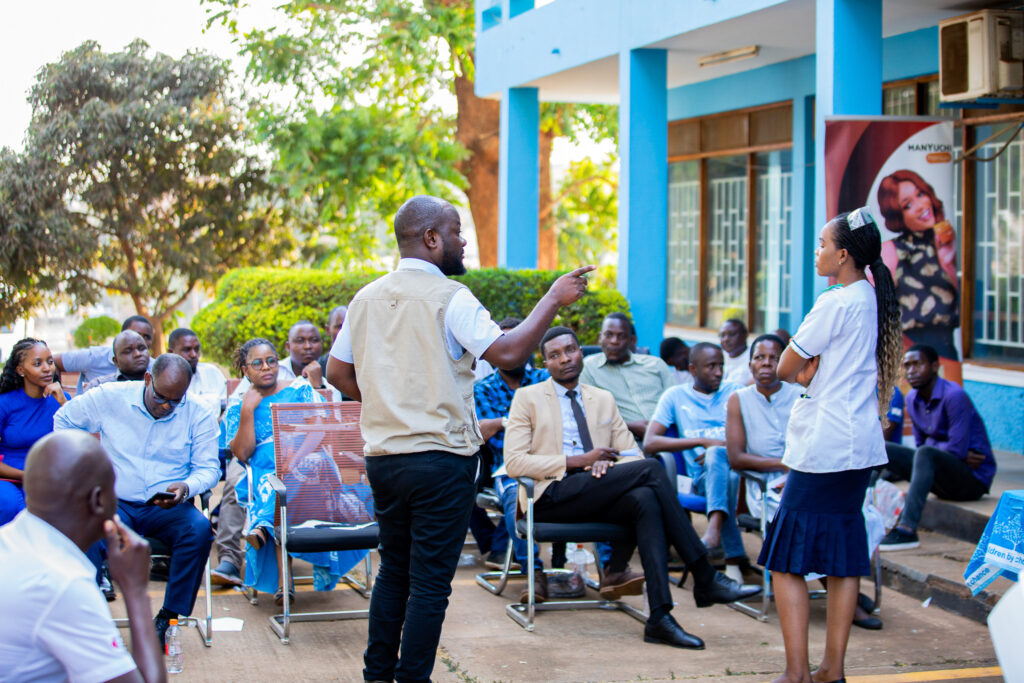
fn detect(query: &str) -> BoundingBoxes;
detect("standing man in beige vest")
[327,195,594,683]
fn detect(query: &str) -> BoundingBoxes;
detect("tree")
[0,40,295,350]
[206,0,617,268]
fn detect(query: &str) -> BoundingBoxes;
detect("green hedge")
[192,267,630,367]
[73,315,120,349]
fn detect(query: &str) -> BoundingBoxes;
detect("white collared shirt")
[330,258,502,364]
[554,381,587,459]
[784,280,888,473]
[0,511,137,682]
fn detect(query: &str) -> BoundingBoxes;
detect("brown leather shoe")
[599,568,645,600]
[519,572,548,604]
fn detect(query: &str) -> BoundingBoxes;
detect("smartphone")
[146,491,176,505]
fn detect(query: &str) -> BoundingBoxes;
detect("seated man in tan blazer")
[505,326,760,650]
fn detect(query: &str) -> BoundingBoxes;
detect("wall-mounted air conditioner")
[939,9,1024,102]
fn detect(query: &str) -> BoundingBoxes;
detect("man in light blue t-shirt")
[643,342,743,561]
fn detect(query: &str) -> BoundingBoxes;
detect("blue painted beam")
[498,87,539,268]
[618,48,667,349]
[814,0,881,287]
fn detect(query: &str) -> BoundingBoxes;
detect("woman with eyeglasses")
[222,338,365,603]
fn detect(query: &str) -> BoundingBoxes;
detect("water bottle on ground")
[165,619,183,674]
[567,543,588,593]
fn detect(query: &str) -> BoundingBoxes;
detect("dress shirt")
[578,352,674,423]
[53,381,220,502]
[907,377,995,487]
[330,258,503,364]
[474,366,549,465]
[554,381,588,459]
[0,511,136,682]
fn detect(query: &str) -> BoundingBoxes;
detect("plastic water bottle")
[165,619,183,674]
[567,543,588,592]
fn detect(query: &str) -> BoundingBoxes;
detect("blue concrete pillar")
[498,87,539,268]
[791,94,817,317]
[508,0,533,18]
[814,0,881,290]
[618,48,667,349]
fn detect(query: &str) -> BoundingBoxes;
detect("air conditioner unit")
[939,9,1024,102]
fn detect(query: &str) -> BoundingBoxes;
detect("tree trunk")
[537,127,557,270]
[454,70,501,268]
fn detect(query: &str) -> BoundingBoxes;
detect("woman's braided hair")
[1,338,47,395]
[232,338,278,377]
[830,211,903,427]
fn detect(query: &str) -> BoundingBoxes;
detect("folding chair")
[264,401,378,644]
[113,492,214,647]
[474,487,520,595]
[507,476,647,631]
[731,470,883,621]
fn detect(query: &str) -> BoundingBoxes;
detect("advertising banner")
[825,117,961,384]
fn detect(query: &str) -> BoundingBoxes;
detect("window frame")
[667,100,793,332]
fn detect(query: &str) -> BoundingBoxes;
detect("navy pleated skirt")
[757,467,873,577]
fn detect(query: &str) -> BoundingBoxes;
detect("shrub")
[192,267,630,367]
[72,315,120,349]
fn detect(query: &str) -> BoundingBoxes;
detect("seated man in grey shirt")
[56,315,154,394]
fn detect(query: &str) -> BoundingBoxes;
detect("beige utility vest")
[348,269,483,457]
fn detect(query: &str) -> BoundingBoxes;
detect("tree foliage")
[72,316,121,349]
[0,40,294,349]
[206,0,620,269]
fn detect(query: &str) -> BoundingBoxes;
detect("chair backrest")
[270,401,374,527]
[316,388,332,400]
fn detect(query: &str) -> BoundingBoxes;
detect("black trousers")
[363,451,478,683]
[885,443,987,530]
[534,458,707,615]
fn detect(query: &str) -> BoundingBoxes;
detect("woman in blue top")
[761,208,902,683]
[224,338,368,603]
[0,338,69,525]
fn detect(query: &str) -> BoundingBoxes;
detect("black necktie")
[565,389,593,453]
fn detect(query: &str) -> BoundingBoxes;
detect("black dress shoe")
[154,615,171,648]
[852,614,883,630]
[643,614,705,650]
[693,571,762,607]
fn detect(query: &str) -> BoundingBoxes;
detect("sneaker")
[484,550,520,571]
[211,560,244,586]
[880,527,920,551]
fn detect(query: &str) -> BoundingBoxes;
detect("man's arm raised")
[481,266,595,370]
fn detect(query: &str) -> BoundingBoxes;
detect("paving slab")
[108,550,998,683]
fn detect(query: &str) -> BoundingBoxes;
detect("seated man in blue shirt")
[643,343,744,564]
[880,344,996,551]
[474,318,549,577]
[54,354,220,645]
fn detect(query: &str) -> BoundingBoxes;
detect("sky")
[0,0,256,150]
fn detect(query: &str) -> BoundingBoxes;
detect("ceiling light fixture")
[698,45,760,67]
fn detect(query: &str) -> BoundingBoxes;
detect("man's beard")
[439,245,466,276]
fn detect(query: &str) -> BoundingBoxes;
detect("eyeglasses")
[247,357,279,370]
[151,385,186,407]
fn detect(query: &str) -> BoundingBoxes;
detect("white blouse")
[783,280,888,473]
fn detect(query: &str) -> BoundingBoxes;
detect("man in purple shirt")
[880,344,996,550]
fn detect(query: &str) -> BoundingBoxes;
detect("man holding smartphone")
[505,327,760,650]
[54,354,219,648]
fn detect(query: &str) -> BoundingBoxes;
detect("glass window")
[973,124,1024,363]
[706,155,749,329]
[883,84,916,116]
[667,161,701,326]
[753,149,793,334]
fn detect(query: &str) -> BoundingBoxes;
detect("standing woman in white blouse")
[760,208,903,683]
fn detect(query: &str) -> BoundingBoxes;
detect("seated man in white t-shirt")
[0,431,164,683]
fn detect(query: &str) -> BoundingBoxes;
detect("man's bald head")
[151,353,192,385]
[394,195,458,249]
[24,432,117,545]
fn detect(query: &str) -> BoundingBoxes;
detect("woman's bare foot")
[771,673,811,683]
[811,667,843,682]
